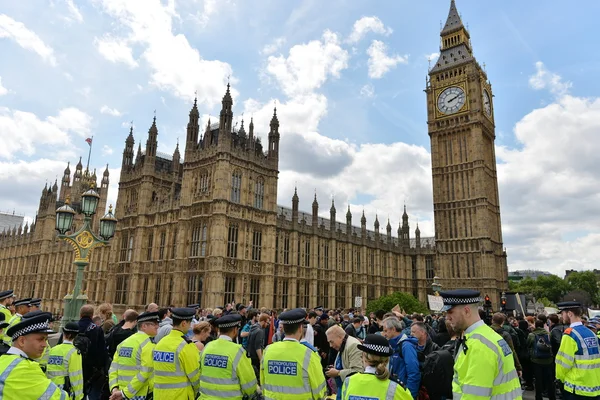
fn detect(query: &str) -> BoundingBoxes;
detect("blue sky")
[2,0,600,276]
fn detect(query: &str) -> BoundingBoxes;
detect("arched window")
[231,171,242,203]
[254,178,264,209]
[199,170,210,193]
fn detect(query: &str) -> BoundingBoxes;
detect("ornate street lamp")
[431,276,442,296]
[56,188,117,324]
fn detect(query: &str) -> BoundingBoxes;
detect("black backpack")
[533,332,552,359]
[73,333,91,357]
[420,349,454,399]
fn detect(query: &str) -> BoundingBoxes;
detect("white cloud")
[193,0,218,28]
[0,77,7,96]
[360,84,375,98]
[0,14,57,66]
[0,107,91,159]
[102,145,114,156]
[65,0,83,22]
[97,0,233,106]
[266,30,349,97]
[529,61,572,96]
[261,37,286,56]
[425,52,439,61]
[100,105,122,117]
[94,35,138,68]
[347,16,392,43]
[366,40,407,79]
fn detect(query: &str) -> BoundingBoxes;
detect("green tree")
[366,292,429,315]
[511,275,570,303]
[566,271,600,304]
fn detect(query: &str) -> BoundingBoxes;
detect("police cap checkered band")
[8,315,54,341]
[443,296,482,305]
[217,320,241,328]
[360,343,392,355]
[280,317,307,325]
[137,312,160,323]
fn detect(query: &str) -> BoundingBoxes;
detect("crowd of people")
[0,287,599,399]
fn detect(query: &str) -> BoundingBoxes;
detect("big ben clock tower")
[426,0,508,303]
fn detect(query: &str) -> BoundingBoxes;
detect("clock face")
[483,90,492,117]
[437,86,466,115]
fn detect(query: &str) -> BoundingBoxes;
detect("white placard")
[354,296,362,308]
[427,295,444,311]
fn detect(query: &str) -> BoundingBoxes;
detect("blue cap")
[215,313,242,328]
[0,290,14,301]
[171,308,196,320]
[440,290,482,311]
[279,308,309,325]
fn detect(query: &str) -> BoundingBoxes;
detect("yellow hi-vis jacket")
[0,353,69,399]
[0,305,11,343]
[452,320,522,400]
[342,372,413,400]
[556,323,600,397]
[5,314,22,346]
[109,331,155,399]
[153,328,200,400]
[260,339,327,400]
[36,340,51,371]
[46,342,84,400]
[199,336,258,399]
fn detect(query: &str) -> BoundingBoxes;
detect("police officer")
[0,313,10,354]
[29,298,42,311]
[199,313,258,399]
[341,334,412,400]
[441,289,522,400]
[5,298,31,345]
[153,307,200,400]
[0,311,68,399]
[109,311,159,400]
[261,308,327,399]
[555,301,600,399]
[25,307,52,371]
[47,322,84,400]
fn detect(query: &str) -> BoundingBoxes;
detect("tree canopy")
[366,291,429,314]
[510,271,599,306]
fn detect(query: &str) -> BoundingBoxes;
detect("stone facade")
[0,1,507,314]
[425,0,509,305]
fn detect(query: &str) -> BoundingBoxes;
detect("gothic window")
[254,178,264,209]
[200,170,210,194]
[191,225,201,257]
[324,243,329,269]
[296,280,309,308]
[394,256,399,278]
[231,171,242,203]
[115,264,128,304]
[356,249,361,273]
[426,256,435,280]
[227,224,238,258]
[224,275,236,305]
[336,283,346,308]
[187,274,203,307]
[119,231,129,262]
[141,276,149,305]
[412,256,418,298]
[146,233,153,261]
[275,235,279,263]
[323,283,329,309]
[201,225,207,256]
[252,230,262,261]
[368,285,376,301]
[369,250,375,275]
[281,280,289,309]
[155,276,162,305]
[304,240,310,267]
[297,237,301,265]
[382,254,387,277]
[159,231,166,260]
[283,235,290,265]
[341,247,346,272]
[171,229,177,259]
[250,278,260,307]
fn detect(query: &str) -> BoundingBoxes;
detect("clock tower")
[426,0,508,303]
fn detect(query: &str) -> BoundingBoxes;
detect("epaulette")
[182,335,192,344]
[86,323,97,332]
[389,375,406,388]
[565,328,573,334]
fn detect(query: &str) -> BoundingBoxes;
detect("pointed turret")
[374,214,380,230]
[431,0,473,73]
[292,187,299,223]
[386,218,392,237]
[346,205,352,235]
[248,117,254,141]
[415,223,421,249]
[401,205,410,247]
[172,140,181,171]
[101,164,109,189]
[402,205,409,227]
[268,107,280,159]
[23,222,29,234]
[146,115,158,158]
[219,83,234,135]
[312,193,319,227]
[441,0,464,35]
[63,162,71,178]
[330,198,336,231]
[122,125,135,168]
[186,97,200,151]
[52,179,58,193]
[361,210,367,226]
[74,157,83,182]
[135,143,142,164]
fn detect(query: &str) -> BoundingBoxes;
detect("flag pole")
[86,136,93,172]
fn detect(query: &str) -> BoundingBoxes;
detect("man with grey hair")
[410,321,439,356]
[324,325,363,397]
[382,316,420,399]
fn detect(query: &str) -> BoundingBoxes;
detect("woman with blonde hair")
[341,334,412,400]
[191,321,211,352]
[97,303,115,334]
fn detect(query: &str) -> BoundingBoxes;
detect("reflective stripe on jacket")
[109,332,155,399]
[152,329,200,400]
[555,324,600,397]
[453,321,522,400]
[260,340,327,400]
[46,343,84,400]
[341,373,412,400]
[0,354,69,399]
[199,337,258,399]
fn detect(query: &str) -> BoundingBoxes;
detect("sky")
[1,0,600,278]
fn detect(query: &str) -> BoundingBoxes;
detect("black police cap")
[279,308,309,325]
[137,311,160,324]
[357,334,393,357]
[7,312,54,341]
[439,289,482,311]
[215,313,242,328]
[171,307,196,320]
[0,290,14,301]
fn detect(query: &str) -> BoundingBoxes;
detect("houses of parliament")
[0,1,508,314]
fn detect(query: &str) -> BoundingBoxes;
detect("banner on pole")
[354,296,362,308]
[428,295,444,312]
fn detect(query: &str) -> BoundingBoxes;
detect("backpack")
[533,332,552,359]
[73,333,91,357]
[420,349,454,399]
